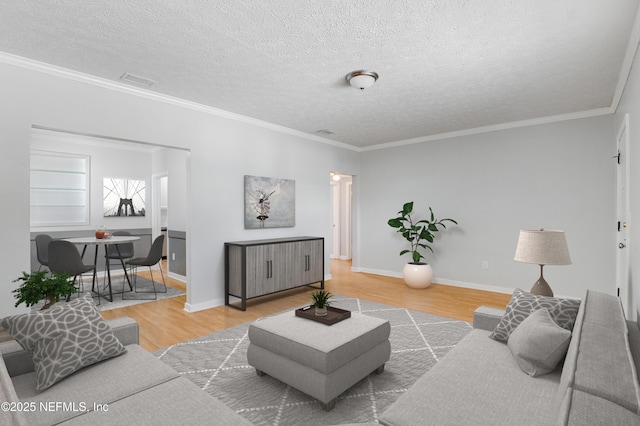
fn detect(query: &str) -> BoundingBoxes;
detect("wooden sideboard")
[224,236,324,310]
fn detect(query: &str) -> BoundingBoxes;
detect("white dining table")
[63,235,141,302]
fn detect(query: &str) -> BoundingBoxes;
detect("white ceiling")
[1,1,639,149]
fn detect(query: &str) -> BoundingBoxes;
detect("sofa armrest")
[108,316,140,346]
[0,317,139,377]
[473,306,505,331]
[0,340,33,377]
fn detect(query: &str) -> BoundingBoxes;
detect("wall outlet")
[482,261,489,270]
[172,253,176,261]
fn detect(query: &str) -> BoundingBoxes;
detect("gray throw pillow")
[507,308,572,377]
[489,288,580,343]
[0,293,126,392]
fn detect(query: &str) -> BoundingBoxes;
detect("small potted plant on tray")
[12,270,76,310]
[311,290,333,316]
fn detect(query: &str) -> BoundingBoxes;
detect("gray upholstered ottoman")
[247,310,391,411]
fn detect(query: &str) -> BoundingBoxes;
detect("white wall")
[152,147,188,232]
[358,115,616,298]
[615,40,640,320]
[0,60,360,317]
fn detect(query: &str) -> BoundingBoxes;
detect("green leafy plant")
[310,290,333,309]
[388,202,458,264]
[12,270,76,310]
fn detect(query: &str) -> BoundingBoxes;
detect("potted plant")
[388,202,457,288]
[310,290,333,316]
[12,270,76,310]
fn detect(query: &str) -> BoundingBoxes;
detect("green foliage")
[387,202,458,264]
[12,270,77,310]
[310,290,333,308]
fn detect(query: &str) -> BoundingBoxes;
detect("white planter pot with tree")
[388,202,457,288]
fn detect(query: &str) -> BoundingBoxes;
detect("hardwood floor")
[101,259,511,352]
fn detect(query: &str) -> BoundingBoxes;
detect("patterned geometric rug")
[154,296,471,426]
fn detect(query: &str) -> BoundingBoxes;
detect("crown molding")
[0,52,360,152]
[612,2,640,112]
[361,107,614,152]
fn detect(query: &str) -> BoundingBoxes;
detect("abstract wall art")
[244,175,295,228]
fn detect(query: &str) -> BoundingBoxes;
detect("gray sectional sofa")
[378,289,640,425]
[2,289,636,426]
[0,316,252,426]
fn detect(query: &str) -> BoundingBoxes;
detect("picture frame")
[244,175,295,228]
[103,178,146,217]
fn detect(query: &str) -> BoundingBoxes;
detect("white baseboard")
[433,277,514,295]
[184,297,225,313]
[354,267,402,278]
[330,255,352,260]
[167,271,186,282]
[351,267,514,295]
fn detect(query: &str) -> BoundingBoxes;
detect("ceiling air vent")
[316,129,335,136]
[119,72,157,87]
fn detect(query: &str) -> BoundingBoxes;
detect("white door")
[616,114,631,318]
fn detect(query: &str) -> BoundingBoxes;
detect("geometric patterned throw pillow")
[0,293,126,392]
[489,288,581,343]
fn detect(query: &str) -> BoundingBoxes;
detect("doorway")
[330,173,353,261]
[152,173,169,263]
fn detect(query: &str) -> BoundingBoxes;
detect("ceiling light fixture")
[345,70,379,90]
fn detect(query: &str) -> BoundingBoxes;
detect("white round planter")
[402,263,433,288]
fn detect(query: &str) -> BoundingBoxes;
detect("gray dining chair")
[105,230,135,278]
[48,240,97,302]
[103,230,136,294]
[106,231,135,261]
[124,234,167,300]
[35,234,53,271]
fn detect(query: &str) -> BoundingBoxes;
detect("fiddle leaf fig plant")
[388,202,457,264]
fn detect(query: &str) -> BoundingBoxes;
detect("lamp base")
[530,276,554,297]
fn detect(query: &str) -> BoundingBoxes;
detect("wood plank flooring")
[101,259,511,352]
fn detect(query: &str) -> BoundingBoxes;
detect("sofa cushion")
[11,344,179,425]
[557,387,640,426]
[0,293,126,392]
[380,329,561,426]
[507,308,571,377]
[558,290,640,414]
[489,288,580,343]
[59,376,253,426]
[0,356,27,426]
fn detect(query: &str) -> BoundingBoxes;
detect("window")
[30,150,90,226]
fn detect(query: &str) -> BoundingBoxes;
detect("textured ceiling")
[1,1,639,148]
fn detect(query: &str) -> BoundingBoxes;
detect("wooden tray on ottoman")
[295,306,351,325]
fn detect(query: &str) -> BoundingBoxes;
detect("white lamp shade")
[514,229,571,265]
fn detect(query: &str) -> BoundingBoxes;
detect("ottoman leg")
[321,398,337,412]
[255,368,266,377]
[375,363,385,374]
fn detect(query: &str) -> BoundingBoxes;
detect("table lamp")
[514,229,571,297]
